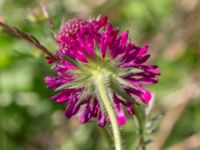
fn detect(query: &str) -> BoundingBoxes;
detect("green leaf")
[119,68,142,77]
[55,75,90,91]
[79,84,95,101]
[110,78,137,104]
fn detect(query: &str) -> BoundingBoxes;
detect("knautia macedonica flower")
[45,16,160,128]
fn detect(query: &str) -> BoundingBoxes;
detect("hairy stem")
[97,73,122,150]
[133,106,146,150]
[99,127,114,150]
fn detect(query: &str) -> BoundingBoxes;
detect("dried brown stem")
[168,132,200,150]
[0,21,57,60]
[147,75,200,150]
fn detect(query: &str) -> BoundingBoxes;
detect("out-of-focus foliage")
[0,0,200,150]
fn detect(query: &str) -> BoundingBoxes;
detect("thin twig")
[99,127,114,150]
[168,132,200,150]
[147,77,200,150]
[0,21,57,60]
[133,107,146,150]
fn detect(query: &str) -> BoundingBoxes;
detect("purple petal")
[120,31,128,47]
[146,68,161,75]
[72,103,81,115]
[99,42,107,58]
[94,16,108,30]
[113,94,127,125]
[125,102,135,115]
[115,107,126,126]
[134,54,150,64]
[65,99,77,118]
[79,106,92,124]
[137,45,149,57]
[44,77,55,84]
[97,111,106,127]
[90,100,99,117]
[125,77,158,85]
[126,86,152,104]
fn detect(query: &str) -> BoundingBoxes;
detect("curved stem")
[133,106,146,150]
[99,127,114,150]
[97,73,122,150]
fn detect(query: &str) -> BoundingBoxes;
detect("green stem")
[99,127,114,150]
[133,106,146,150]
[97,73,122,150]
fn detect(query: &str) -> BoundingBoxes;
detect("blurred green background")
[0,0,200,150]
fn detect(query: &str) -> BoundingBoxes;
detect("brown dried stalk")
[168,132,200,150]
[147,76,199,150]
[0,21,57,60]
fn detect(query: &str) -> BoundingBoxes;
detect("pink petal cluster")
[45,16,160,127]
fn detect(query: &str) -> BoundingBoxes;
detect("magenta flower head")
[44,16,160,128]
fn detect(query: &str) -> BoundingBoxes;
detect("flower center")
[60,19,88,37]
[84,55,119,79]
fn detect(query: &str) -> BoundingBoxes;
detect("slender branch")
[134,106,146,150]
[168,132,200,150]
[0,21,57,60]
[99,127,114,150]
[96,73,122,150]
